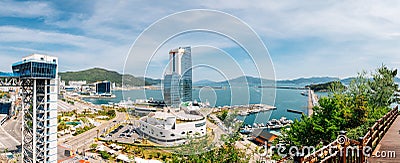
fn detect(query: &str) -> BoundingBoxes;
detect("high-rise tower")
[12,54,58,163]
[163,47,192,107]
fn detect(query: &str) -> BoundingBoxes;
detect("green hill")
[59,68,149,87]
[305,81,346,92]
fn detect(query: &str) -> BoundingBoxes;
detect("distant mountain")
[278,77,340,86]
[58,67,400,88]
[193,76,341,87]
[59,68,146,87]
[339,77,356,86]
[193,76,274,87]
[224,76,274,86]
[143,77,162,86]
[193,80,216,86]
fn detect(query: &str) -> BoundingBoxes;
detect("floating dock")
[287,109,303,114]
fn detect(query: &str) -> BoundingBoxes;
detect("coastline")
[112,86,161,91]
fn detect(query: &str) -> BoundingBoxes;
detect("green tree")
[217,110,228,121]
[58,122,67,131]
[280,65,398,151]
[90,143,98,150]
[171,133,249,162]
[368,65,398,108]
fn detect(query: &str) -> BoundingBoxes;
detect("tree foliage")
[306,81,346,92]
[171,133,250,163]
[281,65,398,148]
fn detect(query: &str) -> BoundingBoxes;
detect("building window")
[188,131,193,134]
[160,132,163,135]
[170,134,175,137]
[40,57,44,60]
[181,132,185,135]
[53,59,56,63]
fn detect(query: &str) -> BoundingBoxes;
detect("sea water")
[83,87,309,124]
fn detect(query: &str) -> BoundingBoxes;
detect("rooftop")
[146,110,204,121]
[12,54,58,66]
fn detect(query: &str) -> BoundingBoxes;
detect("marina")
[239,117,294,134]
[236,104,277,116]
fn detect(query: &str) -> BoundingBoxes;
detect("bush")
[73,125,95,136]
[99,151,111,159]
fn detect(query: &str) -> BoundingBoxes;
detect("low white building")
[68,80,86,88]
[138,109,206,146]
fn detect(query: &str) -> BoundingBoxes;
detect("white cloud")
[1,1,400,79]
[0,0,55,18]
[0,26,111,48]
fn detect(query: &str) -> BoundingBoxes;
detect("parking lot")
[100,123,142,144]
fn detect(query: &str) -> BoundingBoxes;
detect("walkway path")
[307,89,318,116]
[368,114,400,162]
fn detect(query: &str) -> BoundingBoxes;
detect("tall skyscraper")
[163,73,181,108]
[163,47,192,107]
[12,54,58,163]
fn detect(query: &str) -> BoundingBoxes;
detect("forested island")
[305,81,346,92]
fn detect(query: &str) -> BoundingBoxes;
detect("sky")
[0,0,400,81]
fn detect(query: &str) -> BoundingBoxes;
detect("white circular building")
[138,110,206,146]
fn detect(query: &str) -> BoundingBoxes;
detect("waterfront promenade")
[367,114,400,162]
[307,89,318,116]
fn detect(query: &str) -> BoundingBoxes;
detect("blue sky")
[1,0,400,81]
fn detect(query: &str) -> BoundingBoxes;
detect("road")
[58,99,101,112]
[0,114,22,152]
[208,114,230,145]
[62,111,126,151]
[206,119,225,147]
[2,113,22,144]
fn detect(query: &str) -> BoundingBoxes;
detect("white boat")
[239,111,249,116]
[253,123,258,128]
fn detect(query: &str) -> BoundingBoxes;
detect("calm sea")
[83,87,310,125]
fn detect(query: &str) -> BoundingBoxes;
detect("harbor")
[84,88,311,123]
[235,104,277,116]
[80,87,317,139]
[239,116,294,134]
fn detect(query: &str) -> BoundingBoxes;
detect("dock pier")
[307,89,318,116]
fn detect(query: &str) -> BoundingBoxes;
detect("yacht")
[301,91,308,96]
